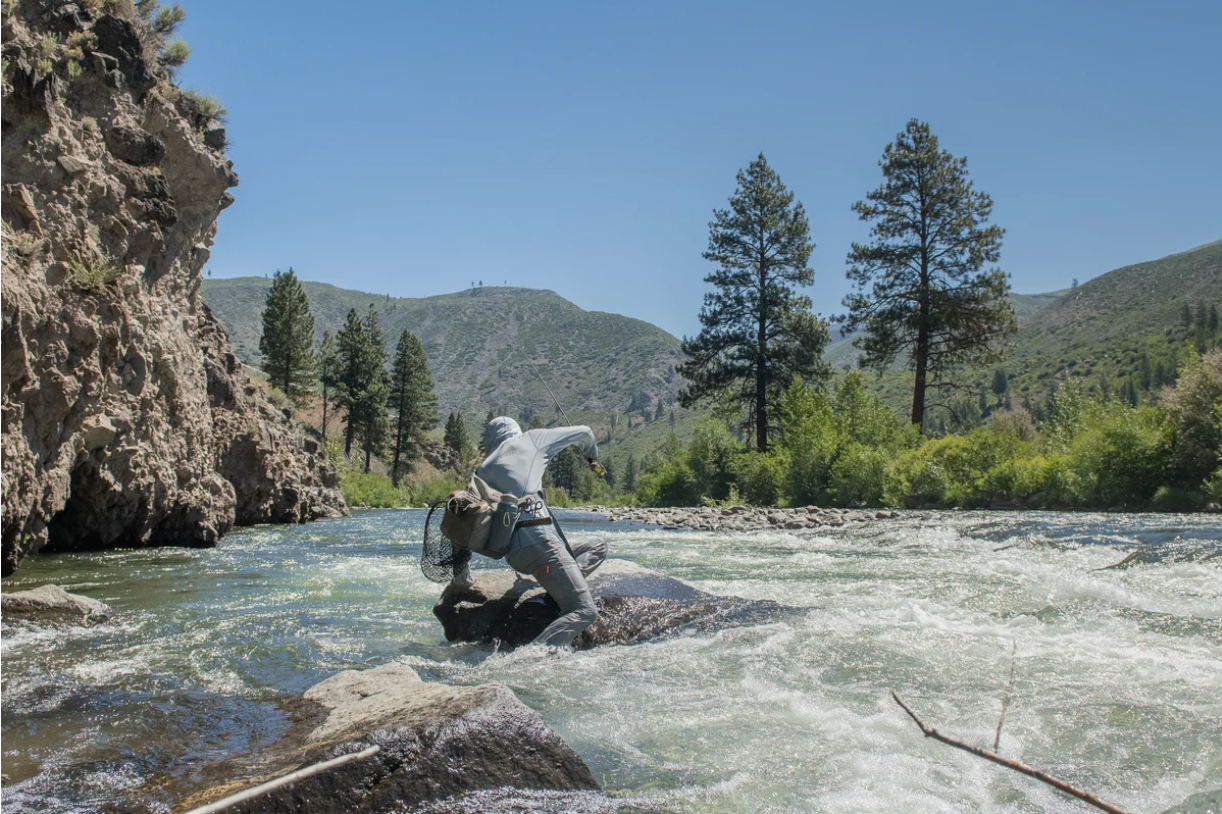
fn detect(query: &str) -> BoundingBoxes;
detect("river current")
[1,510,1219,814]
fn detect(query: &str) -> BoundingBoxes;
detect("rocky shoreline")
[587,504,926,532]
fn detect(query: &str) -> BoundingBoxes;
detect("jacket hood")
[484,416,522,455]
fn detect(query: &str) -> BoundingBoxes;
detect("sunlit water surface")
[2,510,1219,813]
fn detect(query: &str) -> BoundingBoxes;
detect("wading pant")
[506,525,607,648]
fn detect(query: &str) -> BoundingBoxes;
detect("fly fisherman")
[451,416,607,648]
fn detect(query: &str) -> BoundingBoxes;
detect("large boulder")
[172,662,598,814]
[434,559,798,648]
[0,584,111,627]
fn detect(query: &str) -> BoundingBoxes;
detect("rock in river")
[173,662,597,814]
[434,559,799,648]
[0,584,112,627]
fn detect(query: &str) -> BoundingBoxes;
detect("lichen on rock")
[1,0,346,575]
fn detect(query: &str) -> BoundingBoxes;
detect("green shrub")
[1161,349,1222,488]
[778,378,837,506]
[1061,404,1170,507]
[1150,486,1207,513]
[829,443,888,506]
[339,470,407,508]
[687,417,738,501]
[66,251,121,293]
[734,450,785,506]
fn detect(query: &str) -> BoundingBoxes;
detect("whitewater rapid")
[2,510,1219,813]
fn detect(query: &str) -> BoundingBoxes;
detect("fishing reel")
[586,458,606,478]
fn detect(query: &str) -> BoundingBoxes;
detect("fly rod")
[518,351,605,477]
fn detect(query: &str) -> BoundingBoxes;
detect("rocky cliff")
[1,0,346,576]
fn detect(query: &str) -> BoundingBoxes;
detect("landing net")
[421,501,471,584]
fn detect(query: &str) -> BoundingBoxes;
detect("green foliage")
[443,412,470,462]
[66,250,121,293]
[259,268,316,405]
[678,153,830,451]
[634,435,702,507]
[777,377,837,505]
[843,119,1015,428]
[316,329,342,442]
[389,330,438,485]
[158,38,190,78]
[1161,349,1222,488]
[337,306,390,470]
[733,450,785,506]
[179,89,227,124]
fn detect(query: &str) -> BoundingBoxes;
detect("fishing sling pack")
[438,475,530,559]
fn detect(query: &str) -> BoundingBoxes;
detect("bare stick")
[181,745,381,814]
[891,692,1135,814]
[993,641,1018,753]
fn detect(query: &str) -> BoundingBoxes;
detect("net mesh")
[421,501,471,584]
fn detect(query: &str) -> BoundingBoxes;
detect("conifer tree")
[991,369,1009,404]
[387,330,438,486]
[336,309,368,458]
[842,120,1015,429]
[316,330,342,441]
[357,306,390,472]
[444,412,470,463]
[623,454,637,492]
[259,268,316,404]
[678,153,830,451]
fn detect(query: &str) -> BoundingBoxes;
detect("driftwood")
[993,642,1018,753]
[180,745,381,814]
[891,691,1135,814]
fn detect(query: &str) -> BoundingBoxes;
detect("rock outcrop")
[170,662,598,814]
[0,583,111,626]
[1,1,345,575]
[435,559,799,648]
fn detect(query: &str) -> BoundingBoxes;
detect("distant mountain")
[202,280,685,424]
[1001,240,1222,397]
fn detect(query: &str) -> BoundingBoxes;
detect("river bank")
[592,504,917,531]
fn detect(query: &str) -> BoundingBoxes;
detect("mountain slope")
[202,280,685,422]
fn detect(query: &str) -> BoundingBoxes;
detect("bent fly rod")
[518,351,605,478]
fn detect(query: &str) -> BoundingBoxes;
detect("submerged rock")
[1160,789,1222,814]
[0,584,111,627]
[434,559,799,648]
[173,662,597,814]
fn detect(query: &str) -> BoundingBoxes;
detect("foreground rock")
[589,505,911,533]
[435,559,800,648]
[170,662,597,814]
[1,2,345,575]
[0,584,111,626]
[1160,789,1222,814]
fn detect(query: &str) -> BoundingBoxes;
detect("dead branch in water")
[993,642,1018,753]
[890,691,1135,814]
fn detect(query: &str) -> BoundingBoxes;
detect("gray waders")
[506,515,606,648]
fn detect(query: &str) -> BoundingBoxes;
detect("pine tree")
[991,369,1009,404]
[316,329,342,441]
[336,308,368,458]
[1182,301,1193,329]
[336,305,389,467]
[842,120,1015,429]
[478,410,495,457]
[654,401,665,422]
[678,153,830,451]
[444,412,470,463]
[387,329,438,486]
[1138,352,1153,391]
[259,268,316,404]
[623,454,637,492]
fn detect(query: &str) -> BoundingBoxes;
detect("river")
[1,510,1219,813]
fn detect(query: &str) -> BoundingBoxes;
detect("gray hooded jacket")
[475,417,598,512]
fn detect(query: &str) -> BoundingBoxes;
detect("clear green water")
[2,510,1219,813]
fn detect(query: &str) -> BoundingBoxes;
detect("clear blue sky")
[179,0,1221,338]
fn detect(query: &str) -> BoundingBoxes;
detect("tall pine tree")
[444,412,470,464]
[842,120,1015,429]
[678,153,830,452]
[316,329,342,441]
[387,330,438,486]
[259,268,316,404]
[357,305,390,472]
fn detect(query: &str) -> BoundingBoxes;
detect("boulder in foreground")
[172,662,597,814]
[434,559,800,649]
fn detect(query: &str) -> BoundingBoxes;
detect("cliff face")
[1,1,346,576]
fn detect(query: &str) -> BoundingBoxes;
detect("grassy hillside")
[203,279,688,459]
[825,289,1066,371]
[840,241,1222,422]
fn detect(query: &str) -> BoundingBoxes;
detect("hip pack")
[439,475,529,559]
